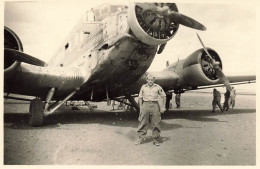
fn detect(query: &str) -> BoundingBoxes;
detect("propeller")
[5,48,47,67]
[196,33,232,91]
[167,11,206,31]
[137,3,206,31]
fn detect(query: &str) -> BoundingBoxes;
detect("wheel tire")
[29,98,44,127]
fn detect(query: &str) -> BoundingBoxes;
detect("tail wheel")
[29,98,44,127]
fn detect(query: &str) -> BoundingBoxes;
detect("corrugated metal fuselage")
[5,8,158,101]
[6,38,158,101]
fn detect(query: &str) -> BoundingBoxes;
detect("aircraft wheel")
[29,98,44,127]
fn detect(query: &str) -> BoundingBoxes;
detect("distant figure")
[165,92,172,111]
[71,101,80,110]
[111,100,116,110]
[212,88,223,112]
[118,99,126,110]
[229,87,236,109]
[223,88,231,111]
[175,93,181,108]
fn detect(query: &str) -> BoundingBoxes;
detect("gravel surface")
[4,92,256,165]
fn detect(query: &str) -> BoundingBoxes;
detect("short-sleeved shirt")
[139,84,166,101]
[213,90,221,98]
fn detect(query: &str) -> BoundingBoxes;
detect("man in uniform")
[229,87,236,109]
[135,74,166,146]
[212,88,224,112]
[223,88,230,111]
[175,93,181,108]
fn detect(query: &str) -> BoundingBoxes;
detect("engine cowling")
[128,3,179,46]
[4,27,23,68]
[182,48,222,86]
[4,27,23,78]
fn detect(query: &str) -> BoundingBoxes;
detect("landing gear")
[124,91,140,112]
[165,92,173,111]
[28,87,79,127]
[29,98,44,127]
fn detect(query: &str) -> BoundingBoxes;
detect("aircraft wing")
[127,70,180,95]
[226,75,256,83]
[180,75,256,92]
[146,71,256,93]
[139,47,256,94]
[5,62,88,99]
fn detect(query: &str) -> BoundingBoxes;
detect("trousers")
[212,97,223,111]
[137,102,161,139]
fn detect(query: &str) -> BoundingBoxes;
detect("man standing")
[229,87,236,108]
[223,88,230,111]
[165,92,173,111]
[136,74,166,146]
[175,93,181,108]
[212,88,223,112]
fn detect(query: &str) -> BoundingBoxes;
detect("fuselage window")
[95,9,100,19]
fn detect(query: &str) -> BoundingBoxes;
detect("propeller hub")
[134,3,179,40]
[213,61,220,68]
[155,6,170,16]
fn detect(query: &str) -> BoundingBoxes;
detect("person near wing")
[175,93,181,108]
[135,74,166,146]
[229,87,236,109]
[223,88,231,111]
[212,88,224,113]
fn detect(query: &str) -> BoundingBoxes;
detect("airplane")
[4,2,256,127]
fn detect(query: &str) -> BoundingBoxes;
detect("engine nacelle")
[128,3,179,46]
[182,48,222,86]
[4,27,23,78]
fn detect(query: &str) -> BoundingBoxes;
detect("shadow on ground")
[4,107,255,130]
[163,108,256,122]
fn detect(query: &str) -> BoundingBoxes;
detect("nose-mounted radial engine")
[128,3,206,46]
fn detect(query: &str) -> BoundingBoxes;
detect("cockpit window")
[101,6,109,15]
[91,4,125,21]
[110,5,124,13]
[94,9,100,19]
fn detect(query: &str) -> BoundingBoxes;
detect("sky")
[3,0,257,77]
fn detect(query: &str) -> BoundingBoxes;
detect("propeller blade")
[196,33,212,58]
[5,48,47,67]
[136,3,206,31]
[169,12,206,31]
[214,68,232,91]
[196,33,232,91]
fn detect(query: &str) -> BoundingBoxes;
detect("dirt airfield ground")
[4,92,256,165]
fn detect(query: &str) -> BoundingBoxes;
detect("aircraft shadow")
[163,108,256,122]
[4,108,255,130]
[4,109,182,131]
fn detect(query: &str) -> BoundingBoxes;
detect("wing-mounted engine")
[4,26,23,78]
[4,27,46,79]
[182,48,222,86]
[128,3,179,46]
[127,3,206,46]
[4,27,23,52]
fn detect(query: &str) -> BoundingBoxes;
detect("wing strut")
[45,87,80,116]
[44,87,55,110]
[124,91,140,112]
[106,83,111,106]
